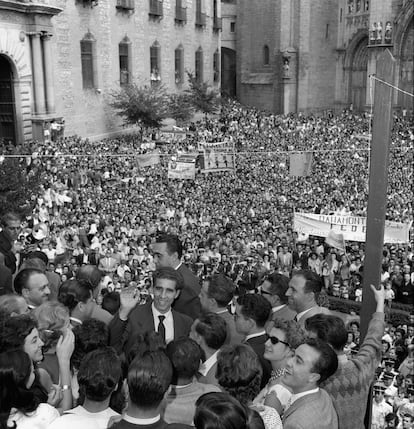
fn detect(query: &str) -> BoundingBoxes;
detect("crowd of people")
[0,101,413,428]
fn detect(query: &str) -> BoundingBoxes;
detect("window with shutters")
[195,47,203,83]
[80,33,96,89]
[175,45,184,84]
[150,41,161,85]
[119,39,131,85]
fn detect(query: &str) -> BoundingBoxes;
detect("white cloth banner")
[293,212,412,244]
[137,151,160,168]
[168,160,196,180]
[200,141,235,173]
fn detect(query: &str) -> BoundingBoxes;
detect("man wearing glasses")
[259,272,296,322]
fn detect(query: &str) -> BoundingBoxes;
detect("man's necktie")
[158,315,166,342]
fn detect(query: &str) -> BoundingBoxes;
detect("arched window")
[80,32,97,89]
[119,36,131,85]
[263,45,270,66]
[175,44,184,84]
[195,47,203,83]
[150,41,161,84]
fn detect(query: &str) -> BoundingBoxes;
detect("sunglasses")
[266,334,290,347]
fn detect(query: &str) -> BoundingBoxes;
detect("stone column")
[42,33,55,114]
[31,33,46,114]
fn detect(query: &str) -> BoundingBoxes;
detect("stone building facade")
[235,0,413,113]
[0,0,221,143]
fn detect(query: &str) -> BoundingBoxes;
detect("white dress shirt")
[152,303,174,344]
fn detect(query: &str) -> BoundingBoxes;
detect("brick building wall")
[50,0,220,138]
[235,0,412,114]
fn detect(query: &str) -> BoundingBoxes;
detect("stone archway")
[0,55,16,143]
[349,37,369,111]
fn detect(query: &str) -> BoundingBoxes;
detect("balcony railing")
[149,0,163,17]
[195,11,206,27]
[116,0,134,11]
[213,16,222,31]
[175,6,186,23]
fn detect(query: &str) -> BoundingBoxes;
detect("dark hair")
[0,314,37,352]
[205,274,235,308]
[293,270,323,297]
[78,347,121,402]
[155,233,183,259]
[127,351,172,408]
[195,313,228,350]
[194,392,257,429]
[13,268,45,295]
[236,294,271,328]
[216,344,262,405]
[76,265,103,290]
[58,278,92,311]
[305,314,348,352]
[153,267,184,291]
[349,320,360,329]
[126,331,166,366]
[26,251,49,267]
[166,338,202,381]
[261,273,289,303]
[102,292,120,315]
[395,328,406,339]
[385,412,399,425]
[1,212,20,226]
[0,350,39,427]
[71,319,109,370]
[305,338,338,384]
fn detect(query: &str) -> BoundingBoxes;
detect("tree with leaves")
[184,71,219,117]
[168,93,194,125]
[110,83,171,139]
[0,142,42,217]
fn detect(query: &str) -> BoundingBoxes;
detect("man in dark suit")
[286,269,331,328]
[259,272,296,323]
[198,273,243,345]
[234,293,272,388]
[152,233,201,320]
[109,267,193,355]
[190,312,228,386]
[282,338,338,429]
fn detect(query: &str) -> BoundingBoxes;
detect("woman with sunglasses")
[253,318,305,415]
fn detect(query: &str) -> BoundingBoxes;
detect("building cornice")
[0,0,62,16]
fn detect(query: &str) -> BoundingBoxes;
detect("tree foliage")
[184,71,219,116]
[168,93,194,125]
[110,83,171,133]
[0,142,42,217]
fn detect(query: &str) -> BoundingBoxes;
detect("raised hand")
[119,285,141,320]
[56,329,75,363]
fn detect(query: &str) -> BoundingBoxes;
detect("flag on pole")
[325,230,346,252]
